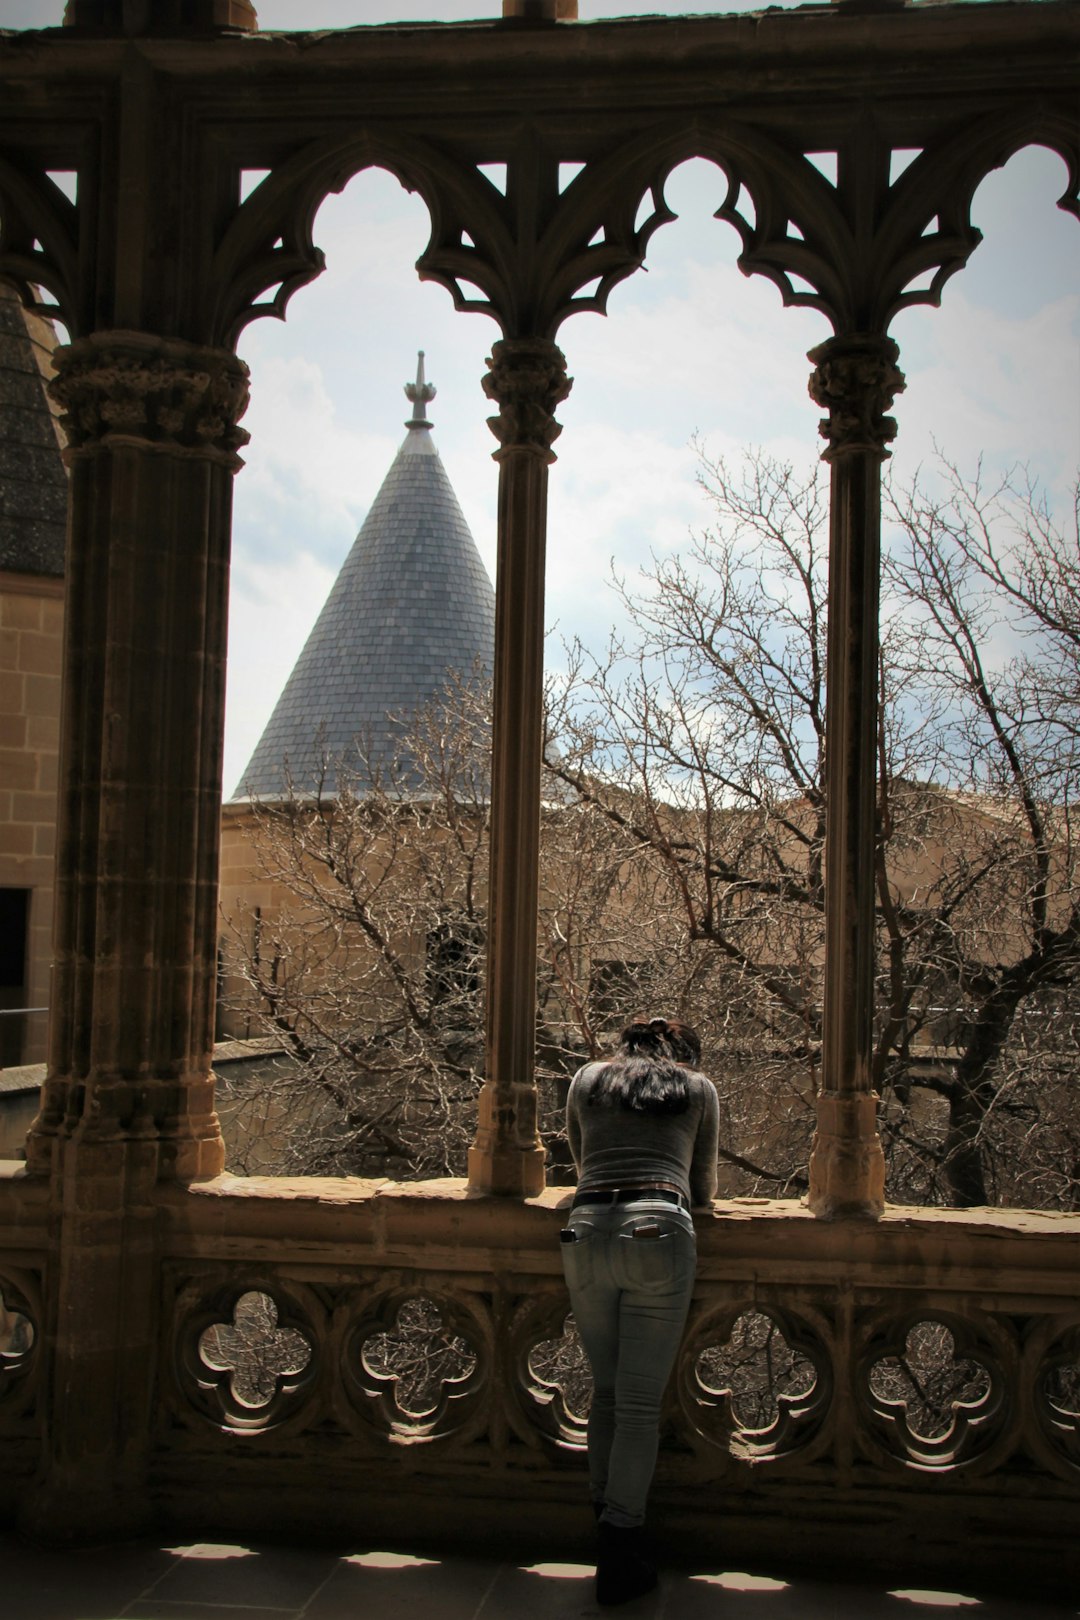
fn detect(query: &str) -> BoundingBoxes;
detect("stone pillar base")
[467,1081,546,1197]
[807,1092,885,1219]
[467,1142,547,1198]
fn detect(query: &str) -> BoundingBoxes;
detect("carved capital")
[49,332,251,469]
[482,338,572,463]
[807,335,905,462]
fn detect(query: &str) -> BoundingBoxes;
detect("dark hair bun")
[618,1014,701,1068]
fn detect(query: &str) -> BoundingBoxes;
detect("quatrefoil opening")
[1037,1331,1080,1471]
[194,1289,314,1431]
[865,1317,1000,1469]
[0,1280,35,1389]
[689,1307,826,1461]
[354,1295,481,1438]
[1045,1357,1080,1421]
[527,1311,592,1445]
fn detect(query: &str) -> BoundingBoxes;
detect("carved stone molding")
[807,335,906,462]
[482,338,572,462]
[49,332,251,469]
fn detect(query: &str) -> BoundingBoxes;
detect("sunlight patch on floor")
[690,1571,791,1592]
[162,1543,258,1560]
[889,1591,982,1609]
[520,1562,593,1579]
[346,1551,440,1569]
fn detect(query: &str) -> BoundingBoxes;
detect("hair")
[585,1015,701,1116]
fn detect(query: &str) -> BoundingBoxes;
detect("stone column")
[26,331,247,1181]
[806,334,903,1219]
[502,0,578,17]
[467,337,571,1197]
[19,333,246,1537]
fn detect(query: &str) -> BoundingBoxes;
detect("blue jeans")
[560,1197,697,1528]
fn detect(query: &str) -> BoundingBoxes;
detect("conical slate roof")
[232,355,495,800]
[0,282,68,578]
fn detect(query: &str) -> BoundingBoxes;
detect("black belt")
[572,1186,688,1211]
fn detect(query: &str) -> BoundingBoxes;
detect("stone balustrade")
[4,1168,1076,1593]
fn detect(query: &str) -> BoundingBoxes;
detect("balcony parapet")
[3,1173,1079,1593]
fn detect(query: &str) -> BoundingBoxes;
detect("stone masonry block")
[0,749,38,789]
[27,712,59,749]
[0,712,27,748]
[17,632,61,676]
[0,669,25,712]
[13,854,53,885]
[0,595,41,631]
[0,822,34,855]
[24,674,61,718]
[12,792,57,824]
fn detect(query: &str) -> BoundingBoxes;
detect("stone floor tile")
[479,1561,602,1619]
[140,1543,335,1610]
[1,1538,179,1620]
[671,1572,1080,1620]
[122,1607,302,1620]
[884,1591,1079,1620]
[664,1569,812,1619]
[2,1533,1076,1620]
[302,1549,506,1620]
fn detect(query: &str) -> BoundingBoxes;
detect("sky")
[3,0,1079,795]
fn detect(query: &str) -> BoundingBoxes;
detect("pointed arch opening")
[225,164,499,802]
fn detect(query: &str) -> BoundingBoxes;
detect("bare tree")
[880,460,1080,1206]
[545,450,1080,1210]
[221,672,493,1180]
[221,670,643,1181]
[222,452,1080,1210]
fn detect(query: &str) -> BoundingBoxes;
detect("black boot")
[595,1520,658,1607]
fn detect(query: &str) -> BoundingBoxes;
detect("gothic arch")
[873,105,1080,331]
[0,153,80,333]
[207,95,1079,360]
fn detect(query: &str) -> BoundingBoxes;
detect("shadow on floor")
[2,1536,1076,1620]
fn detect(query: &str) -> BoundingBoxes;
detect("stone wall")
[0,575,63,1066]
[0,283,68,1068]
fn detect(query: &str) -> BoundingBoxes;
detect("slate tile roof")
[0,283,67,579]
[232,364,495,800]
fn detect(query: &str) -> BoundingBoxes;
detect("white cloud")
[236,353,395,562]
[892,289,1080,505]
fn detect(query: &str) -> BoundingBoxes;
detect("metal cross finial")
[405,350,437,429]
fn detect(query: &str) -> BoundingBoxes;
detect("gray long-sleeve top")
[566,1061,720,1208]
